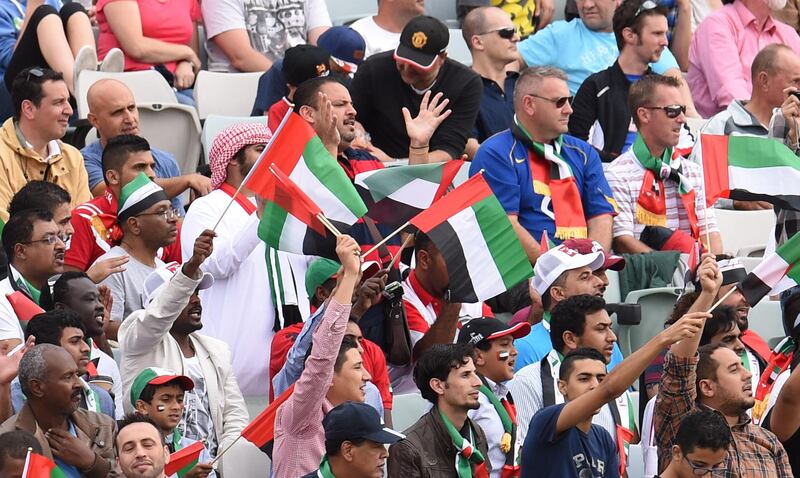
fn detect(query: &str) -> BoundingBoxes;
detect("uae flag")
[6,291,44,323]
[241,384,295,455]
[701,134,800,210]
[22,450,66,478]
[409,174,533,303]
[244,112,367,236]
[738,231,800,307]
[257,165,334,256]
[164,441,204,477]
[354,160,464,227]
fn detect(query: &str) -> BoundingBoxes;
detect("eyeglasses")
[528,93,574,108]
[25,68,44,83]
[136,208,180,221]
[642,104,686,118]
[20,233,66,246]
[478,26,517,39]
[635,0,659,17]
[683,456,726,476]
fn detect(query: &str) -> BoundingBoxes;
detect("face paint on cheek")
[157,405,165,412]
[497,351,510,361]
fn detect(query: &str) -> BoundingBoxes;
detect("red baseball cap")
[561,239,625,271]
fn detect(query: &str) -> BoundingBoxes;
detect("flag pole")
[707,286,737,313]
[209,434,243,466]
[210,109,294,232]
[387,233,414,269]
[362,221,410,257]
[316,213,342,237]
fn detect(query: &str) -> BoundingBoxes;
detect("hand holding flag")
[165,440,205,477]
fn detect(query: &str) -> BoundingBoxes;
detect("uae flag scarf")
[511,117,587,240]
[631,134,699,238]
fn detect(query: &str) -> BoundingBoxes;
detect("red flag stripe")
[267,165,327,236]
[432,160,465,203]
[242,384,295,447]
[165,441,204,476]
[410,174,493,232]
[700,134,731,207]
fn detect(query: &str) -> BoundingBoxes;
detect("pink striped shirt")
[687,1,800,118]
[272,299,351,478]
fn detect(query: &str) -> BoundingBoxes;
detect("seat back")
[748,300,785,345]
[447,29,472,66]
[617,288,681,357]
[329,0,377,25]
[75,70,176,119]
[392,392,429,432]
[136,102,202,175]
[201,115,268,164]
[193,71,262,119]
[219,439,271,477]
[715,209,775,256]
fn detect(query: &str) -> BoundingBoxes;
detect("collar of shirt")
[733,0,777,32]
[408,269,439,309]
[482,374,509,399]
[729,100,767,129]
[14,120,61,161]
[697,402,750,428]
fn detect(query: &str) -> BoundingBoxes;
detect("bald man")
[81,79,211,206]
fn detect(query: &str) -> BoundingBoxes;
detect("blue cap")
[317,26,366,73]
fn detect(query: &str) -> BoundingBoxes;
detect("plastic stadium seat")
[627,444,645,478]
[220,439,270,476]
[739,256,762,273]
[447,29,472,66]
[201,115,268,164]
[328,0,376,25]
[715,209,775,257]
[748,300,785,345]
[137,102,202,176]
[392,392,429,432]
[75,70,177,119]
[628,391,640,431]
[604,269,622,304]
[617,287,681,357]
[193,71,262,119]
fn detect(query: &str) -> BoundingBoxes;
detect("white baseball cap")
[142,262,214,306]
[532,244,606,295]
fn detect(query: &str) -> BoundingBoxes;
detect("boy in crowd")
[656,410,730,478]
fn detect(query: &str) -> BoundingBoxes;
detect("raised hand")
[183,230,216,278]
[661,311,708,345]
[403,91,452,149]
[335,235,362,277]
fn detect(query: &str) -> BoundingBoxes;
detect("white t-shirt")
[350,16,401,58]
[181,355,218,455]
[201,0,332,72]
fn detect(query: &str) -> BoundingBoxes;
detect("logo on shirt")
[411,32,428,49]
[514,157,526,164]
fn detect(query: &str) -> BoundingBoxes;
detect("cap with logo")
[324,401,405,445]
[117,172,170,223]
[394,16,450,70]
[318,26,366,74]
[457,317,531,348]
[130,367,194,407]
[532,244,606,295]
[283,44,331,87]
[562,238,625,271]
[142,262,214,306]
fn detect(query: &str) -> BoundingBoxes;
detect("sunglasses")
[25,67,44,83]
[643,104,686,118]
[479,26,517,39]
[635,0,659,17]
[528,93,574,108]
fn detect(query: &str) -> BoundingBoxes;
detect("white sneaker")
[73,45,97,92]
[99,47,125,72]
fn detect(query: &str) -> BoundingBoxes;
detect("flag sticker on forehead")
[117,172,169,222]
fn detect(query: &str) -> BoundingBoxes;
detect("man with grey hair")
[462,7,521,156]
[0,344,119,477]
[470,66,617,263]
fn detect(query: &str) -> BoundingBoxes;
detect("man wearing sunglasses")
[470,66,617,264]
[606,74,722,254]
[462,7,521,155]
[570,0,672,163]
[656,411,731,478]
[0,209,65,355]
[95,163,176,329]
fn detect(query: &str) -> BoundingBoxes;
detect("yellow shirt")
[0,118,91,223]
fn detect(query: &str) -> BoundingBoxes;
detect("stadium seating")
[715,208,775,257]
[447,29,472,66]
[329,0,377,25]
[201,115,268,164]
[392,392,428,432]
[193,71,262,119]
[627,444,645,478]
[220,438,271,476]
[748,300,785,345]
[75,70,177,119]
[137,102,202,175]
[617,288,681,357]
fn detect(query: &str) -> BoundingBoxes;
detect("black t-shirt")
[763,409,800,476]
[351,51,483,159]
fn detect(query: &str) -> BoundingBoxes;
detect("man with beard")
[570,0,672,162]
[388,343,491,476]
[0,209,65,354]
[119,230,248,458]
[0,344,119,477]
[654,254,792,476]
[606,74,721,255]
[95,170,177,324]
[115,414,170,478]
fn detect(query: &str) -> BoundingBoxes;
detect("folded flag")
[165,440,204,477]
[242,384,294,455]
[22,450,66,478]
[739,231,800,307]
[701,134,800,210]
[6,292,44,323]
[257,164,334,256]
[244,112,367,232]
[354,160,464,227]
[409,174,533,303]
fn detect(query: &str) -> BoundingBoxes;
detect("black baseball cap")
[457,318,531,347]
[283,44,331,86]
[324,401,405,445]
[394,16,450,70]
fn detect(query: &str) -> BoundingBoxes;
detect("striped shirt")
[654,352,792,477]
[606,149,718,240]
